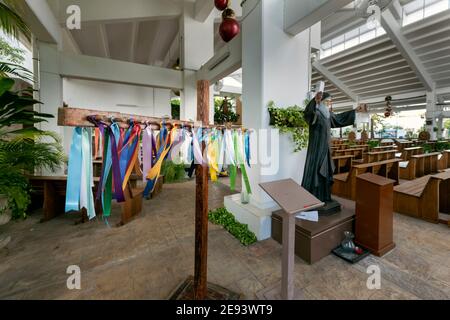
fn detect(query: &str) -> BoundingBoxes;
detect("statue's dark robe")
[301,99,355,202]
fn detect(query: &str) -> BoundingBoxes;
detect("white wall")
[62,78,171,156]
[63,78,171,117]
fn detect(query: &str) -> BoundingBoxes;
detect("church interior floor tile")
[0,179,448,300]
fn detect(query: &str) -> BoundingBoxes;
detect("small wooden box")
[271,208,355,264]
[355,173,396,257]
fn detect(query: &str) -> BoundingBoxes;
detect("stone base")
[168,276,241,300]
[224,194,276,241]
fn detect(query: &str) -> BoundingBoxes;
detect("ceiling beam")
[436,86,450,95]
[129,22,139,62]
[99,24,110,59]
[60,51,183,90]
[380,7,434,91]
[163,33,180,68]
[194,0,215,22]
[284,0,354,36]
[312,60,358,102]
[197,33,242,84]
[21,0,62,45]
[52,0,181,24]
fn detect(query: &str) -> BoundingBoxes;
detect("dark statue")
[301,92,360,214]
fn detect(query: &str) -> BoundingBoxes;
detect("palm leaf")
[0,1,31,41]
[0,61,33,82]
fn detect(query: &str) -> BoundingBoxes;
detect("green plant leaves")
[268,101,309,152]
[0,76,14,95]
[208,207,257,246]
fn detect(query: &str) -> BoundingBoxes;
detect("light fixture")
[354,0,393,18]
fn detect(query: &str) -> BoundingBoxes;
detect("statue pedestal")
[317,200,341,216]
[271,207,355,264]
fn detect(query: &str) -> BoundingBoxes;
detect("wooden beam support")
[194,80,210,300]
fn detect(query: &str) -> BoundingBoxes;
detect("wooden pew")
[394,171,450,223]
[332,159,401,200]
[380,139,395,146]
[396,140,414,151]
[29,175,143,226]
[350,144,369,152]
[400,147,423,161]
[371,145,397,152]
[399,152,441,180]
[438,150,450,170]
[332,147,364,159]
[363,150,397,163]
[332,155,354,174]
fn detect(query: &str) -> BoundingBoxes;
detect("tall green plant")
[0,77,65,219]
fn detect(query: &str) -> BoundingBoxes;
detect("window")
[402,0,449,26]
[320,24,387,58]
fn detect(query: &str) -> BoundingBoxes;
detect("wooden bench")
[399,152,441,180]
[363,150,397,163]
[438,150,450,170]
[332,148,364,159]
[400,147,423,161]
[332,159,401,200]
[29,175,143,226]
[332,155,354,174]
[380,139,395,146]
[371,145,397,152]
[396,141,414,151]
[394,171,450,223]
[350,144,369,152]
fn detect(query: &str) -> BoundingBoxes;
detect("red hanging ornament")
[215,0,230,11]
[219,8,240,43]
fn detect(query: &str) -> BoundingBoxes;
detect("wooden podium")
[260,179,323,300]
[355,173,396,257]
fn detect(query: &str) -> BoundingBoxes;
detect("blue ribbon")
[65,127,83,212]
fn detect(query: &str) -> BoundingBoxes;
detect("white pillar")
[225,0,312,240]
[180,1,214,122]
[426,91,437,140]
[36,42,65,175]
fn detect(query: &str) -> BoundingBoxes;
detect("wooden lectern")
[260,179,323,300]
[355,173,396,257]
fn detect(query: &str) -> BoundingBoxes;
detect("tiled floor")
[0,179,449,300]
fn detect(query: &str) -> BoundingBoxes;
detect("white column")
[36,42,65,175]
[426,91,437,140]
[154,88,172,118]
[225,0,312,240]
[180,1,214,122]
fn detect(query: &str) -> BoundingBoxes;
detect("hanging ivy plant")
[267,100,309,152]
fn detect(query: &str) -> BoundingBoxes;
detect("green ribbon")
[233,131,252,195]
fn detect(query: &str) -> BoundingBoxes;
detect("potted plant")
[267,100,309,152]
[0,76,65,221]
